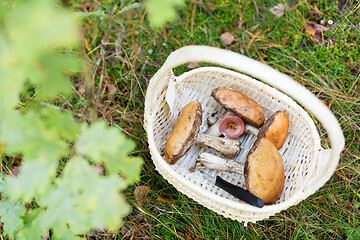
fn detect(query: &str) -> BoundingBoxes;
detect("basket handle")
[160,45,344,156]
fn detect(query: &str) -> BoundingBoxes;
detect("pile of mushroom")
[164,86,290,205]
[164,101,241,165]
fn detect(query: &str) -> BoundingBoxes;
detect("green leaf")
[0,200,26,239]
[0,0,81,108]
[117,2,142,15]
[0,173,5,193]
[0,65,26,114]
[0,111,69,160]
[7,0,79,55]
[43,108,79,142]
[39,156,130,236]
[32,53,81,100]
[17,208,49,240]
[75,121,143,182]
[145,0,184,28]
[5,160,58,202]
[75,10,105,18]
[51,229,81,240]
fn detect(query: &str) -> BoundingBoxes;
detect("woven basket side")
[144,66,325,222]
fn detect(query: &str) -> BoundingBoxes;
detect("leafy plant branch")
[0,0,143,239]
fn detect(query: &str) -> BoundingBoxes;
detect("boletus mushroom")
[256,110,289,150]
[164,101,241,165]
[211,86,265,127]
[244,138,285,203]
[191,138,285,204]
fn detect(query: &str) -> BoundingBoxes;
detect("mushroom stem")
[244,125,259,135]
[207,116,217,126]
[190,152,244,173]
[195,133,241,159]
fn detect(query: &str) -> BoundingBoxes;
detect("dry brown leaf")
[134,186,151,204]
[305,24,317,37]
[220,32,235,45]
[269,3,285,18]
[187,62,200,69]
[93,164,105,175]
[305,21,329,43]
[10,166,21,177]
[107,84,118,96]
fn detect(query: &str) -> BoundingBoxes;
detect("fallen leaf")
[312,22,329,32]
[269,3,285,18]
[107,84,118,96]
[305,24,317,37]
[93,164,105,175]
[10,167,21,177]
[9,161,24,177]
[305,21,329,43]
[134,186,151,204]
[220,32,235,45]
[187,62,200,69]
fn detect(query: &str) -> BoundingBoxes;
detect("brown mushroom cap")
[244,138,285,204]
[211,87,265,128]
[164,101,202,164]
[257,111,289,150]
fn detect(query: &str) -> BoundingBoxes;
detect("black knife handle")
[215,176,264,208]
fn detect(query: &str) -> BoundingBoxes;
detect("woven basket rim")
[144,45,345,222]
[145,66,323,213]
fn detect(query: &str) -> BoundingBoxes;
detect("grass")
[3,0,359,239]
[67,0,360,239]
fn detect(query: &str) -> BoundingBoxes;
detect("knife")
[202,173,264,208]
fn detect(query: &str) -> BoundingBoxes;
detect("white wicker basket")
[143,45,344,223]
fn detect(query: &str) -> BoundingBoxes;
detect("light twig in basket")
[190,152,244,173]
